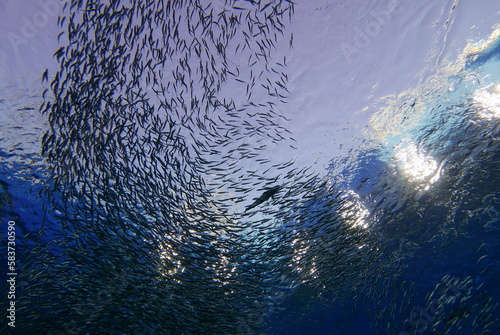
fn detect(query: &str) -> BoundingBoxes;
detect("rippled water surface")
[0,0,499,334]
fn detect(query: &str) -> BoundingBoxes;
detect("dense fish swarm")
[0,0,497,334]
[12,0,395,334]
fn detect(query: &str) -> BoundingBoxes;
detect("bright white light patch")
[473,83,500,120]
[341,190,370,229]
[393,141,441,190]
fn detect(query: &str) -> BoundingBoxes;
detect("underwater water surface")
[0,0,499,334]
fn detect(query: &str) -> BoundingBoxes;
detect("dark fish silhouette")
[41,69,49,83]
[245,185,281,212]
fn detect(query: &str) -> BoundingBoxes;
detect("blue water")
[1,1,499,334]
